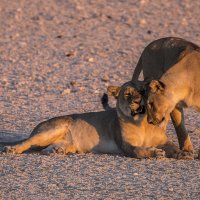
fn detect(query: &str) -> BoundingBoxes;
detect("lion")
[2,81,180,159]
[130,37,199,153]
[146,50,200,135]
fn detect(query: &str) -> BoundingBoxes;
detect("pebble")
[193,129,200,134]
[79,87,85,92]
[88,57,94,62]
[139,19,146,26]
[92,70,99,77]
[61,89,71,95]
[70,81,82,87]
[181,18,188,26]
[101,75,109,82]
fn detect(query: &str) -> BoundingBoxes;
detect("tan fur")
[3,82,180,159]
[146,50,200,152]
[131,37,199,152]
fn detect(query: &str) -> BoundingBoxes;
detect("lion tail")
[101,93,113,111]
[131,56,143,81]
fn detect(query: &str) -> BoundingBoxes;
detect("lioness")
[2,81,179,159]
[131,37,199,152]
[146,50,200,134]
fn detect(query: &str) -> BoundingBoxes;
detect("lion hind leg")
[4,127,68,154]
[41,142,77,155]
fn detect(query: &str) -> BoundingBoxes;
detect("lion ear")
[107,86,121,99]
[149,80,165,93]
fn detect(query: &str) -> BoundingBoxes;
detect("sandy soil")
[0,0,199,199]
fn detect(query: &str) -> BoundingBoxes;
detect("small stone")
[101,75,109,82]
[133,173,138,176]
[92,85,97,90]
[17,8,22,12]
[56,35,62,39]
[139,19,146,26]
[12,33,20,39]
[70,81,81,87]
[61,89,71,95]
[168,188,173,192]
[65,51,75,57]
[181,18,188,26]
[111,74,118,80]
[140,0,148,5]
[88,57,94,62]
[193,129,200,134]
[147,30,152,34]
[105,82,109,87]
[20,42,27,47]
[79,87,85,92]
[92,70,99,77]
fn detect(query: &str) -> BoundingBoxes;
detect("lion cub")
[3,81,179,159]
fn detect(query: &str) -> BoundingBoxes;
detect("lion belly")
[92,139,121,154]
[68,116,121,154]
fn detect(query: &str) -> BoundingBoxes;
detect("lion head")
[108,81,146,121]
[146,80,175,125]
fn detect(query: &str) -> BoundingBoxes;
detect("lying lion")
[3,81,179,159]
[131,37,199,152]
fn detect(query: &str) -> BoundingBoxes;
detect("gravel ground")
[0,0,200,199]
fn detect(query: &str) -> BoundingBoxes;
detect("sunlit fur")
[2,81,180,159]
[131,37,199,152]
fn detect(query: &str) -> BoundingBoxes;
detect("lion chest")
[143,122,168,147]
[120,122,146,147]
[120,119,167,147]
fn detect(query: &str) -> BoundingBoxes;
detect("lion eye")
[125,93,132,99]
[125,93,133,102]
[125,92,131,97]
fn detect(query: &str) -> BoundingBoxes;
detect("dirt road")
[0,0,199,199]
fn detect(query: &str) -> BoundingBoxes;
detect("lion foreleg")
[121,143,165,159]
[157,141,180,158]
[170,106,193,152]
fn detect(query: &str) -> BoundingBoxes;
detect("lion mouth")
[131,105,146,116]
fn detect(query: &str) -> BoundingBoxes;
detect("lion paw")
[41,145,65,155]
[53,146,65,154]
[176,150,195,160]
[3,146,17,154]
[153,148,166,159]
